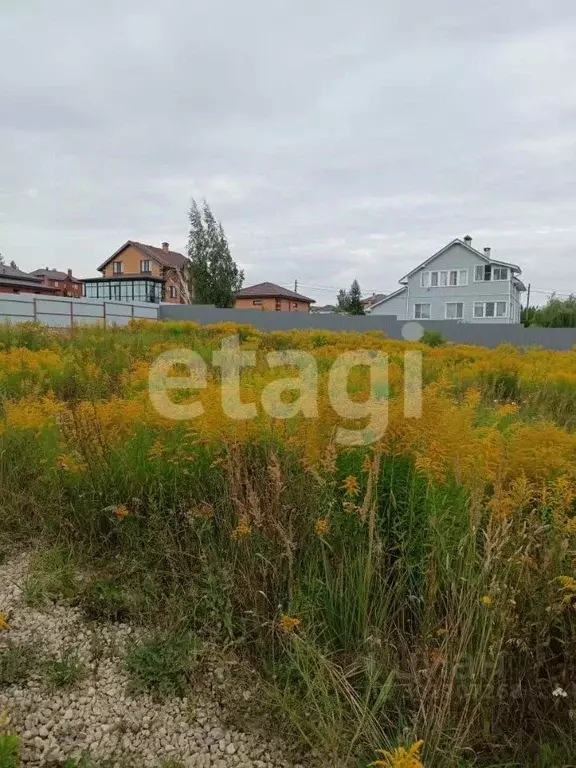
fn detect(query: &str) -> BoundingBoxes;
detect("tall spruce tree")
[336,279,365,315]
[347,279,365,315]
[186,198,243,307]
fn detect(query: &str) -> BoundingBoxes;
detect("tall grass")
[0,322,575,766]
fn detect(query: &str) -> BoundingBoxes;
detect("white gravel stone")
[0,551,304,767]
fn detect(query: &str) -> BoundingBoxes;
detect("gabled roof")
[366,286,406,311]
[398,238,522,283]
[0,265,58,291]
[236,282,315,303]
[97,241,187,273]
[361,293,387,306]
[30,268,81,283]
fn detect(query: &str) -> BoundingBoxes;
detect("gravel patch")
[0,551,304,767]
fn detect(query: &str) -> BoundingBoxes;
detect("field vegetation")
[0,321,575,766]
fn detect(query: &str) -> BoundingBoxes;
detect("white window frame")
[474,263,510,282]
[414,302,431,320]
[421,268,468,288]
[445,302,464,319]
[473,301,508,319]
[113,261,123,274]
[140,260,151,273]
[492,266,508,281]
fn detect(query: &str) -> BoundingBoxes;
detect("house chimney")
[67,269,72,278]
[484,247,491,258]
[463,235,472,246]
[162,242,169,252]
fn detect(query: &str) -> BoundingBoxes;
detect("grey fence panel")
[133,305,159,319]
[158,305,576,350]
[0,294,159,328]
[72,303,104,319]
[0,297,36,317]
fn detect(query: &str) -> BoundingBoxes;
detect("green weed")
[125,634,199,699]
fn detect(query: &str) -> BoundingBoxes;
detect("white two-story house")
[369,235,526,323]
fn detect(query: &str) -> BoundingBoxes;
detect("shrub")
[421,329,445,347]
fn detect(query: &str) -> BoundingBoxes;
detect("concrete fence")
[159,304,576,351]
[0,294,158,328]
[1,297,575,350]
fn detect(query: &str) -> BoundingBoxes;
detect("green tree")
[347,279,365,315]
[530,294,576,327]
[9,260,18,270]
[336,288,350,313]
[336,279,365,315]
[186,199,243,307]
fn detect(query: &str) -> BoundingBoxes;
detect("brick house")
[235,282,315,311]
[29,268,83,298]
[83,241,187,303]
[0,264,58,295]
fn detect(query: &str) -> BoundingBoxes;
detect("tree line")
[522,295,576,328]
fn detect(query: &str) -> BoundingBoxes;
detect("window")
[446,302,463,319]
[113,261,123,274]
[474,301,508,318]
[140,260,151,273]
[275,297,282,311]
[169,285,177,299]
[492,266,508,281]
[421,269,467,287]
[252,299,263,305]
[54,281,59,288]
[475,264,509,281]
[414,303,431,319]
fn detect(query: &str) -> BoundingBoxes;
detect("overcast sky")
[1,1,576,304]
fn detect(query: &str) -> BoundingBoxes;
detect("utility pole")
[525,282,531,312]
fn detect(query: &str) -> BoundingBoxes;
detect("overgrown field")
[1,321,575,767]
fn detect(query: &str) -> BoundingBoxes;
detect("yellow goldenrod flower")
[187,503,214,520]
[113,504,130,520]
[370,740,425,767]
[232,516,251,539]
[0,612,9,631]
[557,575,576,603]
[362,454,374,473]
[147,440,165,459]
[557,576,576,592]
[343,475,360,497]
[481,594,493,607]
[429,649,444,665]
[57,454,85,473]
[314,517,330,537]
[278,615,301,633]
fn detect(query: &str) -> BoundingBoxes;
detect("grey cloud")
[1,0,576,303]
